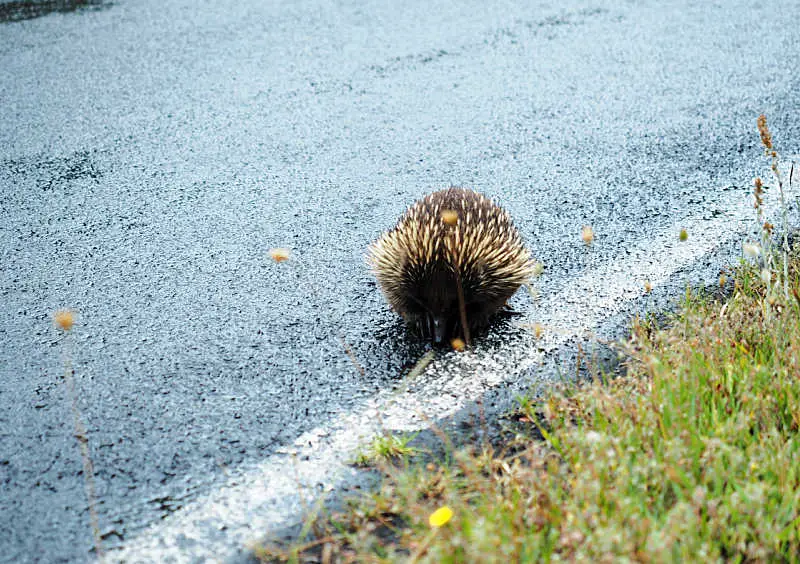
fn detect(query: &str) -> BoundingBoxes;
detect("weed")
[54,310,103,559]
[354,432,421,466]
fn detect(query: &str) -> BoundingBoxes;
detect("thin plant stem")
[773,156,789,301]
[455,269,471,347]
[62,340,104,559]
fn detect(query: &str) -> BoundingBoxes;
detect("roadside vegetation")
[255,116,799,562]
[353,432,421,467]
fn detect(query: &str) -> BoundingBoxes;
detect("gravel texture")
[1,0,798,561]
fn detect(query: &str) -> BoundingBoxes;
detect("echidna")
[367,187,534,343]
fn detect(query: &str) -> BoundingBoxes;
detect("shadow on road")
[0,0,109,23]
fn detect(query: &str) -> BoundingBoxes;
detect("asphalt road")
[1,0,798,561]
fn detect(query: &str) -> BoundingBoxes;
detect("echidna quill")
[367,187,535,344]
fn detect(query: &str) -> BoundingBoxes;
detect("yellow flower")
[428,506,453,528]
[679,229,688,242]
[53,309,75,332]
[644,280,652,293]
[450,338,465,352]
[269,248,291,263]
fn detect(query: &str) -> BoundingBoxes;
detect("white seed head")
[743,243,761,258]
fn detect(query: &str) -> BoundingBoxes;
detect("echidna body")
[367,187,534,343]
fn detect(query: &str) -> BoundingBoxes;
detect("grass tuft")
[354,432,421,466]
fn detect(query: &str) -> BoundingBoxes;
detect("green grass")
[353,432,421,466]
[257,254,800,563]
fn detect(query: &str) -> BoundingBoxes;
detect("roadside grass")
[256,248,800,563]
[353,432,421,466]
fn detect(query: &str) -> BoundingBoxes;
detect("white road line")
[112,182,779,563]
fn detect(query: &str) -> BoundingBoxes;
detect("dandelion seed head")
[585,430,603,444]
[269,248,291,263]
[581,225,594,246]
[743,243,760,258]
[53,310,75,332]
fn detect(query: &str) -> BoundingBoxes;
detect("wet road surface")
[1,0,799,561]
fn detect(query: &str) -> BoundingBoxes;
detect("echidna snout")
[367,187,534,344]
